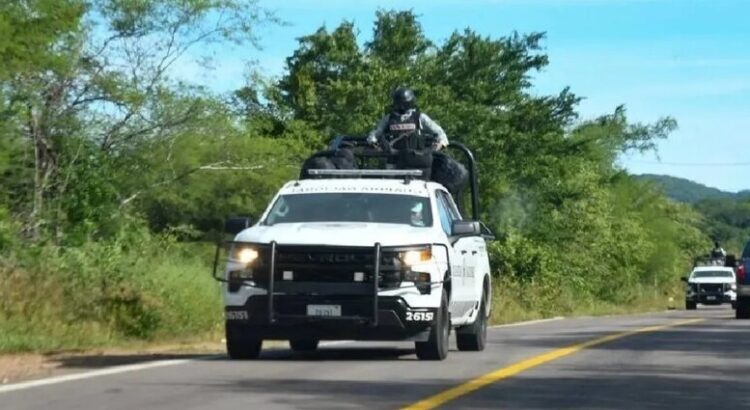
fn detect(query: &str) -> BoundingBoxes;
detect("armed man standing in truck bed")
[367,87,449,151]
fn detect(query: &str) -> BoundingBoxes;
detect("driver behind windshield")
[410,202,426,227]
[367,87,448,151]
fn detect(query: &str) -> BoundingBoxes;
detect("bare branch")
[118,162,266,208]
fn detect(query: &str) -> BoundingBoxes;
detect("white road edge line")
[490,316,564,328]
[0,319,563,394]
[0,358,197,394]
[0,341,352,394]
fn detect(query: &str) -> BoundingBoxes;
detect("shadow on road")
[250,346,417,362]
[52,346,417,370]
[50,353,211,369]
[170,377,451,409]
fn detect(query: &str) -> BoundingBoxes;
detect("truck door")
[436,190,476,320]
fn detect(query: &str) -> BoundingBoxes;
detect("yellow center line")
[402,318,705,410]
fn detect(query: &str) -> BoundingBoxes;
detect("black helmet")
[392,87,416,114]
[714,241,721,248]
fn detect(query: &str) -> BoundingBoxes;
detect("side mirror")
[451,220,481,237]
[224,216,252,235]
[680,276,688,282]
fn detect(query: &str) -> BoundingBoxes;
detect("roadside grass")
[0,241,224,354]
[1,240,686,354]
[489,279,683,325]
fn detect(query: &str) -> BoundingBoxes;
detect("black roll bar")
[372,243,381,327]
[446,141,480,221]
[268,241,277,323]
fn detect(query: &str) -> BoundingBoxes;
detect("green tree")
[0,0,276,242]
[262,10,706,309]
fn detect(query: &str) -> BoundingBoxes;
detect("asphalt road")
[2,307,748,410]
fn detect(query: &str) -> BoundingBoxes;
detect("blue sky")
[183,0,750,192]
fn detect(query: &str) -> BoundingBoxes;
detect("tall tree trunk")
[28,104,43,241]
[27,103,56,241]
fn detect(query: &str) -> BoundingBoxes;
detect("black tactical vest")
[386,110,425,150]
[386,110,432,174]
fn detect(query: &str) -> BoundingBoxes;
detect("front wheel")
[685,301,697,310]
[456,288,488,352]
[225,322,263,360]
[415,291,450,361]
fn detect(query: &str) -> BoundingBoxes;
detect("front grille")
[694,283,724,293]
[277,250,374,265]
[253,245,402,288]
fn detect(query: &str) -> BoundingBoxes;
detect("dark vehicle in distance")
[736,239,750,319]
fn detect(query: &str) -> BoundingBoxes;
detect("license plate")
[706,296,717,301]
[306,304,341,317]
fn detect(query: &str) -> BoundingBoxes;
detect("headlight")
[401,248,432,266]
[230,245,259,264]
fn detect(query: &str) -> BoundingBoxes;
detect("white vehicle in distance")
[213,142,494,361]
[682,266,737,310]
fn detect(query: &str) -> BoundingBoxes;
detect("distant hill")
[635,174,748,203]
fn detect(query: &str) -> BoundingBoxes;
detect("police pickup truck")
[682,266,736,310]
[213,143,493,360]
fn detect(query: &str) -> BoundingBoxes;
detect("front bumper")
[225,295,436,341]
[686,292,733,304]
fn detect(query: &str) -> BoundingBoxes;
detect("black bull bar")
[212,242,452,326]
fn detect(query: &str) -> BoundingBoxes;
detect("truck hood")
[235,223,439,247]
[689,277,735,284]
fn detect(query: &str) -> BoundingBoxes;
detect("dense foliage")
[692,198,750,254]
[637,174,750,254]
[0,5,709,351]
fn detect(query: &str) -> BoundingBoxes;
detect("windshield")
[691,271,734,279]
[264,193,433,227]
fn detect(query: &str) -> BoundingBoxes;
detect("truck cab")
[213,144,493,360]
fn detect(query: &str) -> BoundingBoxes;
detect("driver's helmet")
[392,87,416,114]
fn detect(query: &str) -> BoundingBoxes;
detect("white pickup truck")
[682,266,737,310]
[213,145,493,361]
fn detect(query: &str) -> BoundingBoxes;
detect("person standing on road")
[367,87,449,151]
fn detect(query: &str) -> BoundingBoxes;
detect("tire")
[456,287,488,352]
[732,301,737,310]
[331,148,358,170]
[300,152,336,179]
[431,153,468,198]
[736,298,750,319]
[225,322,262,360]
[289,339,319,352]
[685,301,697,310]
[415,291,450,361]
